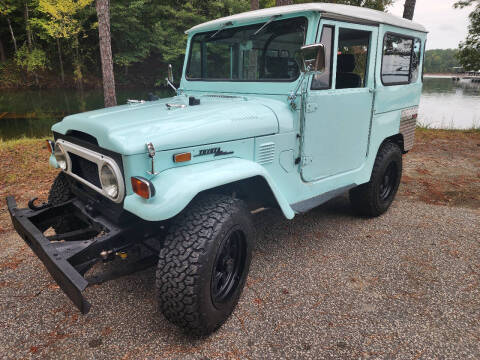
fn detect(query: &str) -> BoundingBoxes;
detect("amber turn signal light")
[173,152,191,163]
[131,176,156,199]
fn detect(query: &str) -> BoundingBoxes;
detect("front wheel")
[156,194,255,335]
[349,141,402,217]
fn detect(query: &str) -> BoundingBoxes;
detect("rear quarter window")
[381,33,417,85]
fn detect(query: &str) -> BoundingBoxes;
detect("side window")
[410,38,422,83]
[336,28,371,89]
[311,26,333,90]
[381,34,413,85]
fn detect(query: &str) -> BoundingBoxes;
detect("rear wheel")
[350,141,402,217]
[156,194,255,336]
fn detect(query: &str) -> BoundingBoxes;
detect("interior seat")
[336,54,362,89]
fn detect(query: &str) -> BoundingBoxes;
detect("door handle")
[368,88,375,94]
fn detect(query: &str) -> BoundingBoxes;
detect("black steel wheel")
[211,228,247,307]
[350,141,402,217]
[156,194,255,336]
[379,162,398,201]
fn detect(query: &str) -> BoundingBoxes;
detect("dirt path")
[399,129,480,208]
[1,198,479,359]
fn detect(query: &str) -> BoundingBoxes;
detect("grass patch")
[0,138,58,233]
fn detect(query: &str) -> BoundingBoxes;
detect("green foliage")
[0,0,394,88]
[15,44,47,72]
[35,0,93,39]
[424,49,460,74]
[455,0,480,71]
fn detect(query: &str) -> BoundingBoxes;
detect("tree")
[36,0,93,83]
[96,0,116,107]
[0,0,19,53]
[251,0,259,10]
[0,38,5,61]
[455,0,480,71]
[276,0,293,5]
[403,0,416,20]
[423,49,460,73]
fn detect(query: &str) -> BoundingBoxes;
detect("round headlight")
[54,143,68,170]
[100,163,119,199]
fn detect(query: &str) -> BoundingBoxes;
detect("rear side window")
[381,34,413,85]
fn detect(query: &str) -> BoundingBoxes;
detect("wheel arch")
[383,133,405,153]
[123,158,295,221]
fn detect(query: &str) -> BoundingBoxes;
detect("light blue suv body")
[51,4,427,222]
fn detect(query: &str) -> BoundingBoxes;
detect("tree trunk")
[0,38,6,62]
[25,2,32,50]
[251,0,259,10]
[403,0,417,20]
[57,38,65,83]
[7,18,18,53]
[96,0,117,107]
[276,0,293,6]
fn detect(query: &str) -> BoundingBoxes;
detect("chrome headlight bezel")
[54,142,68,170]
[100,163,119,200]
[54,139,125,203]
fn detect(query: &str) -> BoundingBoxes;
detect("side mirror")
[296,43,326,74]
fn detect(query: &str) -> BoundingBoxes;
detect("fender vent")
[257,142,275,165]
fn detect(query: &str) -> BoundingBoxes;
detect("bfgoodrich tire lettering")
[349,141,402,217]
[156,194,255,335]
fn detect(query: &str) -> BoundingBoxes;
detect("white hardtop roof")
[186,3,427,34]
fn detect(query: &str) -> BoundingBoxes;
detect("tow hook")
[28,197,51,211]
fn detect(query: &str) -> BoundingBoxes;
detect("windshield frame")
[185,16,308,83]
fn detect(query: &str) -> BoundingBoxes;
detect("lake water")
[419,76,480,129]
[0,77,479,140]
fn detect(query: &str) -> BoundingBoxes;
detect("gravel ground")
[1,197,479,359]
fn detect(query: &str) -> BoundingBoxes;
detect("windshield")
[186,17,307,82]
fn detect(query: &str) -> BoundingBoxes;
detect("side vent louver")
[257,142,275,165]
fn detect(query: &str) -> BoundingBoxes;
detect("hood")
[52,95,279,155]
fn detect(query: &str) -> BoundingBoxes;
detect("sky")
[387,0,474,50]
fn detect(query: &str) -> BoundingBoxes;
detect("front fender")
[123,158,295,221]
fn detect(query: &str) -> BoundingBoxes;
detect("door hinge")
[301,156,313,166]
[306,103,318,113]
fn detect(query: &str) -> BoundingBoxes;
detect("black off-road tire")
[156,194,255,336]
[349,141,402,217]
[48,172,83,234]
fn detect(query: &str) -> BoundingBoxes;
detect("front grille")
[69,152,101,188]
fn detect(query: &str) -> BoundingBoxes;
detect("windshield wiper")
[249,14,281,38]
[210,21,233,39]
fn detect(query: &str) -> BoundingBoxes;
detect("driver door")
[301,20,378,182]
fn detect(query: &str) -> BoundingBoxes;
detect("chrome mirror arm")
[166,78,177,92]
[288,67,311,109]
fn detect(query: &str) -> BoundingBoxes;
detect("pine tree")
[96,0,116,107]
[403,0,416,20]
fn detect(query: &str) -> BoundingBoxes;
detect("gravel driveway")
[1,197,479,359]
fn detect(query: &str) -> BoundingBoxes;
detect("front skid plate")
[6,196,155,314]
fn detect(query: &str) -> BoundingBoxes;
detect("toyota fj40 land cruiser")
[7,3,426,335]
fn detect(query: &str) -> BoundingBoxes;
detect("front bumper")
[6,196,144,314]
